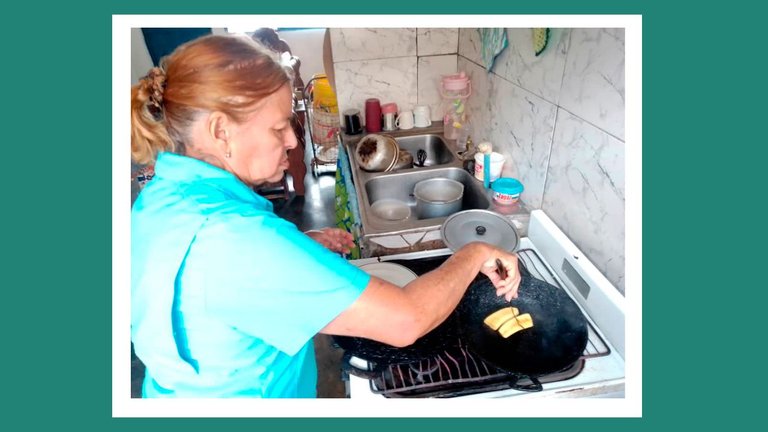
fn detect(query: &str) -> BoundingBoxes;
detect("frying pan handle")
[507,375,543,392]
[340,353,382,380]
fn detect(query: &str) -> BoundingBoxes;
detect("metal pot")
[390,150,413,171]
[412,178,464,219]
[354,134,399,172]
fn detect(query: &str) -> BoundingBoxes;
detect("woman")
[130,34,521,398]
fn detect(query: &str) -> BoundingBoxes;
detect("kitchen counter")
[339,122,531,258]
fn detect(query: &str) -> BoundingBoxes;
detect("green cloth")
[335,143,362,259]
[478,28,508,72]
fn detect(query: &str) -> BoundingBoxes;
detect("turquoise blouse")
[131,152,369,397]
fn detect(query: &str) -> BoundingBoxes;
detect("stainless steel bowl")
[390,150,414,171]
[354,134,399,172]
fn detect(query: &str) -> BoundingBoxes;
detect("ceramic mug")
[396,110,414,130]
[414,105,432,128]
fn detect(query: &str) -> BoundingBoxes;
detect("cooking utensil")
[456,272,588,377]
[333,260,459,369]
[390,150,413,171]
[354,134,399,172]
[495,258,507,279]
[439,212,588,379]
[370,199,411,221]
[412,178,464,219]
[415,149,427,167]
[440,209,519,252]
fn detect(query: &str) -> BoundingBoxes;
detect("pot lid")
[491,177,524,195]
[440,209,519,252]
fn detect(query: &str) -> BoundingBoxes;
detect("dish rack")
[303,75,340,177]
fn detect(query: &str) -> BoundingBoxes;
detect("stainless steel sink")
[393,134,455,169]
[344,131,491,236]
[363,168,490,233]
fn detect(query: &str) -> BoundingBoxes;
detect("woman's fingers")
[481,254,521,301]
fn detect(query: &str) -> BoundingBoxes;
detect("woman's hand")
[479,250,522,301]
[305,228,355,254]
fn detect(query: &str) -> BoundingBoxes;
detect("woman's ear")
[208,112,231,155]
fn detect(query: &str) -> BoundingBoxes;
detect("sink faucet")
[458,135,475,160]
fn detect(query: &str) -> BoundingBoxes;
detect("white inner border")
[113,14,642,418]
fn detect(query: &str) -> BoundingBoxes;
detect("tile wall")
[331,28,626,293]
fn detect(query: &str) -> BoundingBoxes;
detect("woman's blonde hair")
[130,34,292,165]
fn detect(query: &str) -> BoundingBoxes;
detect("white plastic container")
[474,152,505,182]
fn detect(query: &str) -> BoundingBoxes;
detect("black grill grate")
[348,248,607,398]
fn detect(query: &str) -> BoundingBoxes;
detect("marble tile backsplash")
[459,28,626,293]
[418,55,458,122]
[331,28,459,122]
[331,27,626,293]
[330,28,416,62]
[543,110,625,290]
[559,28,626,140]
[417,28,459,56]
[491,28,571,105]
[333,57,419,120]
[459,57,557,210]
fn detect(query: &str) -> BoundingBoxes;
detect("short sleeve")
[183,210,370,356]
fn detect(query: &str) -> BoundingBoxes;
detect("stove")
[346,210,625,399]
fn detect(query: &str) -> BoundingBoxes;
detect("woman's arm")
[320,242,521,347]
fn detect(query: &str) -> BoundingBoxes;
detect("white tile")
[459,58,557,210]
[417,28,459,56]
[333,57,418,124]
[458,28,483,66]
[418,55,457,121]
[542,109,625,292]
[493,28,571,105]
[457,57,492,146]
[559,28,625,140]
[330,28,416,62]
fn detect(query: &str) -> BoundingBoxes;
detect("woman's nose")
[285,127,298,150]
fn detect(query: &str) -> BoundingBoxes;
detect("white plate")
[359,262,417,287]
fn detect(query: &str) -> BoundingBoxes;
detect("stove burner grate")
[365,342,585,397]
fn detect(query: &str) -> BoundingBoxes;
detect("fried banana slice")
[483,307,520,331]
[498,313,534,338]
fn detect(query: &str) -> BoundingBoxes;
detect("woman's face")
[226,84,297,186]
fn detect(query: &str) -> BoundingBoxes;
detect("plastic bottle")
[440,72,472,140]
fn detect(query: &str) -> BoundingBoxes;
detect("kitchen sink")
[393,134,455,168]
[344,129,492,236]
[361,168,490,234]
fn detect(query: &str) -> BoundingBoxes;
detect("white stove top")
[347,210,626,399]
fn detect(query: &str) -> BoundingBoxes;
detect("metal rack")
[303,75,339,177]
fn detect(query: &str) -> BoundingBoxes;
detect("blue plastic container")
[491,178,524,205]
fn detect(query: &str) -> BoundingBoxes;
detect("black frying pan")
[456,272,588,377]
[333,312,460,368]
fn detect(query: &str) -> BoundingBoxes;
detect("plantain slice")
[483,307,520,331]
[498,313,534,338]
